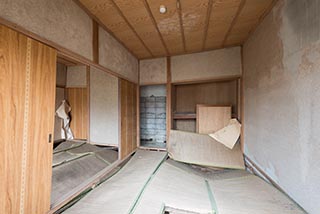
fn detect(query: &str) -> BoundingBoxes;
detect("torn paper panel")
[209,119,241,149]
[56,100,74,140]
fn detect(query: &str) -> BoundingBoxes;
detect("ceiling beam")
[73,0,139,59]
[177,0,186,52]
[222,0,246,47]
[202,0,213,50]
[142,0,170,56]
[110,0,154,58]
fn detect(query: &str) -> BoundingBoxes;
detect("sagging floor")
[61,150,304,214]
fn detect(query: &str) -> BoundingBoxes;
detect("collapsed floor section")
[63,150,305,214]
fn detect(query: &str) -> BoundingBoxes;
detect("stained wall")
[243,0,320,213]
[139,58,167,85]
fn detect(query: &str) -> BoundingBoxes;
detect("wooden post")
[166,57,172,147]
[92,19,99,64]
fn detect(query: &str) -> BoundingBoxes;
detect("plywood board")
[66,88,88,139]
[196,105,231,134]
[90,67,119,146]
[168,130,244,169]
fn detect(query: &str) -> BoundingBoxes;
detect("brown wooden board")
[66,88,88,139]
[196,105,231,134]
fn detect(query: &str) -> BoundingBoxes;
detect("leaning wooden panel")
[168,130,244,169]
[196,105,231,134]
[24,38,56,214]
[0,24,27,214]
[66,88,88,139]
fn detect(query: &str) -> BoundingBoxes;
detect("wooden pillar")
[166,57,172,145]
[92,19,99,64]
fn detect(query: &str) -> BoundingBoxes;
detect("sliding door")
[0,24,56,214]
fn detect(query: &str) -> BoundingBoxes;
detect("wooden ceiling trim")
[109,0,154,57]
[73,0,139,59]
[221,0,246,47]
[142,0,169,56]
[177,0,186,52]
[202,0,213,51]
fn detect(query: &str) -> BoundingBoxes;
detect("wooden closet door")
[120,79,137,159]
[0,25,56,214]
[23,38,56,213]
[0,24,28,214]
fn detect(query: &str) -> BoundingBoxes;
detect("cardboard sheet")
[209,119,241,149]
[168,130,245,169]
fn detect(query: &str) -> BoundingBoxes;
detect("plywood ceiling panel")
[77,0,277,59]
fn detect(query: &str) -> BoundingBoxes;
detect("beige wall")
[171,47,241,83]
[139,57,167,85]
[90,67,119,146]
[66,66,87,88]
[243,0,320,213]
[0,0,93,60]
[99,27,139,83]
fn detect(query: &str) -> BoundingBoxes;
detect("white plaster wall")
[0,0,93,60]
[99,27,138,83]
[140,58,167,85]
[243,0,320,213]
[90,67,119,146]
[66,66,87,88]
[171,47,241,83]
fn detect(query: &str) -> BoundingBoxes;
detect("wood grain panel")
[225,0,274,46]
[181,0,210,52]
[120,79,137,159]
[79,0,276,58]
[24,38,56,214]
[205,0,242,49]
[175,80,238,116]
[67,88,88,139]
[79,0,151,58]
[0,24,27,214]
[114,0,166,57]
[146,0,184,55]
[196,105,231,134]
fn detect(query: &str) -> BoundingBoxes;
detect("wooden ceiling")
[77,0,276,59]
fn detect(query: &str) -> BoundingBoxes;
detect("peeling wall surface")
[243,0,320,213]
[0,0,93,60]
[139,58,167,85]
[90,67,119,146]
[99,27,138,83]
[171,47,241,83]
[66,66,87,88]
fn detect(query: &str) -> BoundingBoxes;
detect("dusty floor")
[62,150,305,214]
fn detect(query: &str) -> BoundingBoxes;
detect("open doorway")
[140,85,167,149]
[50,56,118,209]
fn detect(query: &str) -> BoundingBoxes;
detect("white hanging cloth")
[56,100,74,140]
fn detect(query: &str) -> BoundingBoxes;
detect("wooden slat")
[92,19,99,64]
[177,0,186,52]
[196,105,231,134]
[166,57,172,144]
[66,88,88,139]
[24,38,57,214]
[202,0,213,50]
[0,24,28,214]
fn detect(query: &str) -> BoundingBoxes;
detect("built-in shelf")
[173,112,196,120]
